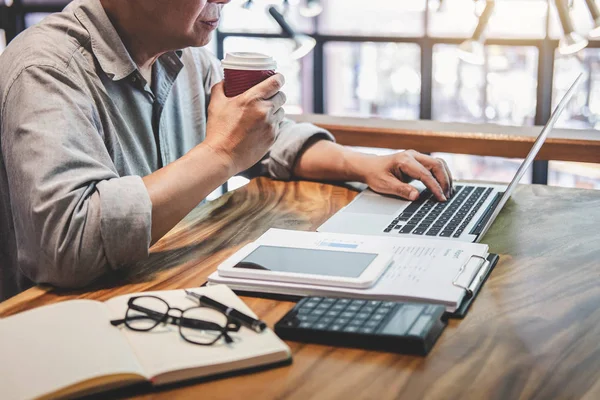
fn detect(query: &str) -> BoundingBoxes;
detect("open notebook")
[0,285,291,400]
[208,229,495,313]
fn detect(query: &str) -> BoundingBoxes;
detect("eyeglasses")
[110,295,241,346]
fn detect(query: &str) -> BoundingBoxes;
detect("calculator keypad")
[292,297,400,333]
[276,297,448,355]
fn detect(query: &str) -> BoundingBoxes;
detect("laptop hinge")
[470,192,504,237]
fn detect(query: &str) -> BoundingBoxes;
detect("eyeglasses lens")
[126,296,169,331]
[180,307,228,345]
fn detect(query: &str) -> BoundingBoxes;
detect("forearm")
[293,140,372,182]
[143,143,236,244]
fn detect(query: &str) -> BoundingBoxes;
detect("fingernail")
[441,194,448,202]
[410,191,419,201]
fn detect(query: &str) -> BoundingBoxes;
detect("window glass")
[223,36,308,114]
[319,0,426,36]
[548,161,600,189]
[553,49,600,129]
[432,44,538,126]
[487,0,547,39]
[220,0,313,34]
[429,0,547,39]
[25,12,51,28]
[548,0,595,39]
[550,48,600,189]
[431,153,532,183]
[431,44,537,185]
[324,42,420,119]
[428,0,478,38]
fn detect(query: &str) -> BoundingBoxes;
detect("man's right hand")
[203,74,287,174]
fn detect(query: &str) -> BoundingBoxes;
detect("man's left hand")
[359,150,453,202]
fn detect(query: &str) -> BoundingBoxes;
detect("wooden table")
[2,177,600,399]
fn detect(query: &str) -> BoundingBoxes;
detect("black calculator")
[274,297,447,355]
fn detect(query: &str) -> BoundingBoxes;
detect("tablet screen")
[233,246,378,278]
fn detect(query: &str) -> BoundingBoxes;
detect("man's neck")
[100,0,165,76]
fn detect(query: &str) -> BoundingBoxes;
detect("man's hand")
[293,141,453,203]
[204,74,287,174]
[360,150,453,202]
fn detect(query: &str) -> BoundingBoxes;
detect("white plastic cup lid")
[221,52,277,71]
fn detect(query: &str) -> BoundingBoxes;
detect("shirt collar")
[73,0,183,82]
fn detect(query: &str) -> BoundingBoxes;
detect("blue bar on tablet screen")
[321,242,358,249]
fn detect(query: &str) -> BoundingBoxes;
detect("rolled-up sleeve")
[257,118,335,180]
[1,65,152,288]
[198,49,335,181]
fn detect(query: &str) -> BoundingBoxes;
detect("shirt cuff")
[96,176,152,269]
[265,121,335,180]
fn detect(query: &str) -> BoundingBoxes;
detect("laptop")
[318,73,583,243]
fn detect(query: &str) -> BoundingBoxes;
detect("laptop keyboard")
[383,185,493,238]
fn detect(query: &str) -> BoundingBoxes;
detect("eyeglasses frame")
[110,295,241,346]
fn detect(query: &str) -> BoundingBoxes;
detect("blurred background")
[2,0,599,194]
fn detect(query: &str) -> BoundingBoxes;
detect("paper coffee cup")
[221,52,277,97]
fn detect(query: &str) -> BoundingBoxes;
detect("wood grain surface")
[1,177,600,400]
[290,114,600,163]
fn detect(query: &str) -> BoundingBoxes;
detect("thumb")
[388,180,420,201]
[210,81,227,100]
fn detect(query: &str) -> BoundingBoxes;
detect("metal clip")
[452,255,488,299]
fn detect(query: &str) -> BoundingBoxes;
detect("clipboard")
[446,253,500,318]
[203,253,501,320]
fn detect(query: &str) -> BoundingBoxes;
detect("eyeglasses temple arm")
[110,318,126,326]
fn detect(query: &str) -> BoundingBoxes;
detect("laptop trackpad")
[344,192,408,215]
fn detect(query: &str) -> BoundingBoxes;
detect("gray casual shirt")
[0,0,333,300]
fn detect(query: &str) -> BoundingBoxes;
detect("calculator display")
[233,246,378,278]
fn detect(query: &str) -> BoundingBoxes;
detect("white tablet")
[217,243,393,289]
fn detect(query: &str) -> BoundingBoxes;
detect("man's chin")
[183,35,212,49]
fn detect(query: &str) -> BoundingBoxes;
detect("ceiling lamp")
[555,0,589,55]
[268,6,316,60]
[457,0,495,65]
[299,0,323,18]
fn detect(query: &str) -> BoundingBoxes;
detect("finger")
[247,73,285,100]
[413,153,452,198]
[387,179,420,201]
[210,81,226,99]
[399,156,447,201]
[273,107,285,125]
[439,158,454,195]
[266,91,287,111]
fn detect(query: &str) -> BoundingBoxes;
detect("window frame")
[5,0,600,185]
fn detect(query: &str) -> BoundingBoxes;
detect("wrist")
[342,150,375,183]
[189,142,238,178]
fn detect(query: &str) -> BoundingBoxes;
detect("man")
[0,0,452,301]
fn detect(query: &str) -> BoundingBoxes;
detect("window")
[549,47,600,189]
[320,0,426,37]
[324,42,420,119]
[548,0,596,39]
[548,161,600,189]
[429,0,547,39]
[4,0,599,193]
[431,153,532,183]
[432,44,538,125]
[428,0,479,38]
[220,0,314,34]
[431,44,537,183]
[553,49,600,129]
